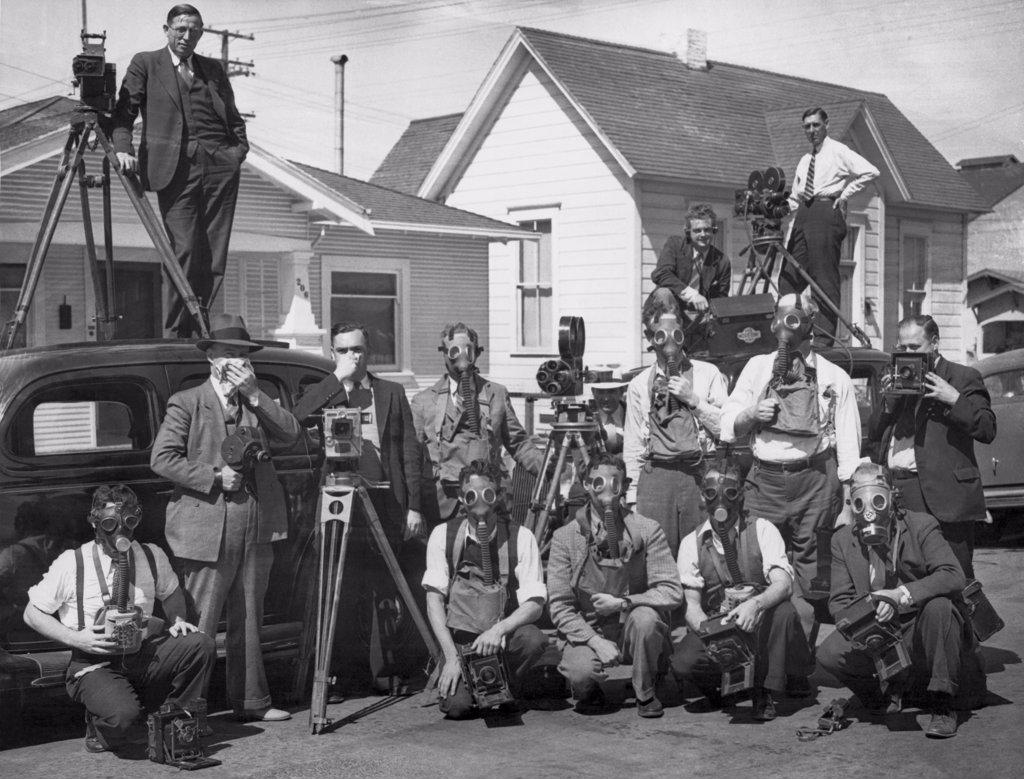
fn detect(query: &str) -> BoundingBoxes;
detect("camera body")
[885,351,934,395]
[536,316,586,396]
[698,615,756,696]
[458,643,514,708]
[834,594,911,682]
[221,426,271,472]
[147,699,220,770]
[323,407,364,462]
[962,578,1004,643]
[96,606,144,654]
[72,32,117,113]
[734,167,791,220]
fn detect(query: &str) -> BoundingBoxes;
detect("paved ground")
[2,544,1022,778]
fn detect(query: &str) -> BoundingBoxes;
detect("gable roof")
[0,96,79,151]
[957,155,1024,208]
[399,27,986,213]
[370,113,462,195]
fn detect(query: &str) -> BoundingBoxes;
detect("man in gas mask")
[721,292,863,671]
[817,463,968,738]
[548,454,683,718]
[422,460,548,718]
[23,485,214,754]
[672,463,813,720]
[412,322,544,522]
[624,289,728,556]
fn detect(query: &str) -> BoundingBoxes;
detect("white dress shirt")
[421,521,547,605]
[677,517,794,587]
[720,350,864,481]
[167,47,195,80]
[623,359,728,503]
[787,136,880,211]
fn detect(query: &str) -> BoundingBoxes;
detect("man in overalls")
[672,463,813,720]
[548,454,683,718]
[412,323,544,523]
[421,460,548,718]
[624,290,728,556]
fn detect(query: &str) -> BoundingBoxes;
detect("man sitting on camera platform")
[23,485,215,754]
[151,313,301,723]
[624,289,728,557]
[651,204,731,320]
[421,460,548,718]
[817,463,969,738]
[672,462,814,721]
[870,314,995,579]
[412,322,543,523]
[549,453,683,718]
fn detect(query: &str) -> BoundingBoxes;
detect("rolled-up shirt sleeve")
[421,524,450,596]
[676,532,701,586]
[514,526,547,605]
[720,355,766,443]
[151,546,180,601]
[26,550,75,616]
[754,519,794,583]
[623,372,647,504]
[831,371,865,481]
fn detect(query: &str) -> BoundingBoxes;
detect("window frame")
[899,225,931,320]
[0,263,28,349]
[508,206,560,357]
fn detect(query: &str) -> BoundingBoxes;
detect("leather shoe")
[84,718,109,753]
[752,688,777,722]
[637,696,664,719]
[236,707,292,722]
[574,687,609,714]
[925,696,957,739]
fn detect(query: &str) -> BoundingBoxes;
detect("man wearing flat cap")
[151,313,301,722]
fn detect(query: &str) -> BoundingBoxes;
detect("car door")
[977,366,1024,509]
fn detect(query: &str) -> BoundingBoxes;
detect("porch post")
[272,250,327,356]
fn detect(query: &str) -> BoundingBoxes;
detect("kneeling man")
[422,460,548,718]
[672,462,813,720]
[549,453,683,718]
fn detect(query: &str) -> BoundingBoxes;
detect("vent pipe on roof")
[685,29,707,71]
[331,54,349,175]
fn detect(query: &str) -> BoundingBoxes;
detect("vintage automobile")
[975,348,1024,537]
[0,339,334,710]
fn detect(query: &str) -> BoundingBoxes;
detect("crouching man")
[549,453,683,718]
[23,485,215,754]
[817,463,967,738]
[671,462,814,720]
[422,460,549,718]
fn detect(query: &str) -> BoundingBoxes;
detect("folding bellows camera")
[887,352,933,395]
[834,594,911,682]
[458,643,514,708]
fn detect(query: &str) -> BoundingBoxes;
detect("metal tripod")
[737,218,872,348]
[301,469,441,735]
[0,104,209,351]
[524,399,605,548]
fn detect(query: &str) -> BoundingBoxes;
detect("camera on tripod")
[72,31,117,113]
[734,167,791,220]
[536,316,587,397]
[458,643,515,708]
[322,407,363,463]
[834,594,911,682]
[884,351,934,395]
[221,426,271,472]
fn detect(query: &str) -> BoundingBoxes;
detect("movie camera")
[697,614,756,696]
[458,643,515,708]
[147,699,220,770]
[883,351,935,396]
[834,594,911,682]
[536,316,587,397]
[221,426,271,472]
[72,30,117,114]
[734,167,791,220]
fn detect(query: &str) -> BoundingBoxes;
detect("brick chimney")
[685,28,708,71]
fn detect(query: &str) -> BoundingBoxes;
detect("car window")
[983,368,1024,400]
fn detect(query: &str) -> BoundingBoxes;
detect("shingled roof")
[958,155,1024,208]
[387,27,987,213]
[0,96,80,151]
[370,113,463,195]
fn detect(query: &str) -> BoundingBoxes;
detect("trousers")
[636,462,703,559]
[782,199,847,339]
[894,473,976,578]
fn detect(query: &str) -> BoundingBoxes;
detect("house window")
[901,235,928,317]
[329,270,399,369]
[1,264,27,349]
[516,219,553,350]
[837,225,861,343]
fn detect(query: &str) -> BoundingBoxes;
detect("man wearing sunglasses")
[672,463,813,721]
[548,454,683,718]
[23,485,214,754]
[624,291,728,556]
[421,460,548,718]
[412,322,543,522]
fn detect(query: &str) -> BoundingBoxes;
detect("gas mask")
[584,468,626,558]
[441,334,480,379]
[89,500,141,556]
[648,315,692,375]
[210,356,254,397]
[461,476,499,526]
[701,465,744,533]
[850,465,895,547]
[770,297,813,386]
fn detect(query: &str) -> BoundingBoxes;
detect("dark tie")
[893,398,916,440]
[868,547,891,591]
[803,150,816,201]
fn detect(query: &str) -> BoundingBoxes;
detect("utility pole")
[204,27,255,117]
[331,54,348,175]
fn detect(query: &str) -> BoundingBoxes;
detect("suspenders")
[74,543,158,631]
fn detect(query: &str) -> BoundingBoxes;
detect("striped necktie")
[803,149,816,201]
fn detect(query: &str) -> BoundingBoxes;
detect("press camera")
[962,578,1004,643]
[147,699,220,770]
[322,406,364,463]
[72,31,117,113]
[458,643,514,708]
[734,167,791,220]
[697,615,756,696]
[884,351,935,396]
[834,594,911,682]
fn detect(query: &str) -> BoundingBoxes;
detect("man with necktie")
[113,4,249,337]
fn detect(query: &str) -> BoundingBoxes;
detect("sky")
[1,0,1022,181]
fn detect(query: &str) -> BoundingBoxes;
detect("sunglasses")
[652,328,684,346]
[93,504,142,533]
[462,486,498,507]
[584,475,623,494]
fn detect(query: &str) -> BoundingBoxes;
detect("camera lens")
[898,366,914,379]
[480,667,497,684]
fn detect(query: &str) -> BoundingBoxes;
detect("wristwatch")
[619,596,632,613]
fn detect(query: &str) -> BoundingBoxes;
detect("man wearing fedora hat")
[151,313,301,721]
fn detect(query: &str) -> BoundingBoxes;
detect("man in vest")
[23,485,214,754]
[591,376,628,456]
[549,453,683,718]
[720,292,863,662]
[672,463,813,720]
[412,322,544,522]
[624,290,728,556]
[817,463,969,738]
[421,460,548,718]
[113,4,249,337]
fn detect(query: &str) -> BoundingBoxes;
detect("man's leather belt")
[890,468,918,480]
[754,449,832,473]
[801,194,840,205]
[647,455,704,471]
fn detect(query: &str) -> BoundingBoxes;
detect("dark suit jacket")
[292,373,422,517]
[112,48,248,192]
[651,238,731,300]
[150,381,301,562]
[870,356,996,523]
[828,510,965,619]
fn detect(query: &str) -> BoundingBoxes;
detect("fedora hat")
[196,313,264,353]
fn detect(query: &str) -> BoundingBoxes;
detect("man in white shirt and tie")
[782,107,879,342]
